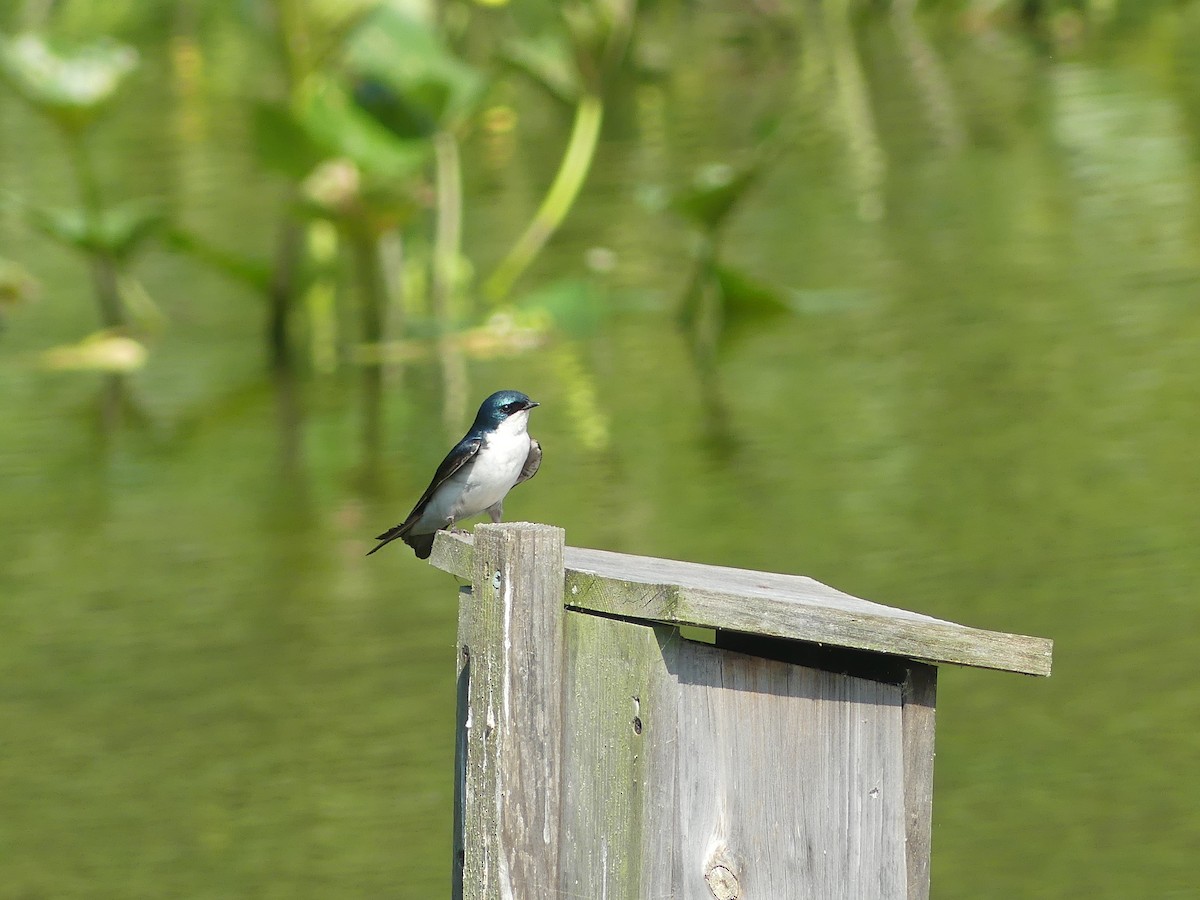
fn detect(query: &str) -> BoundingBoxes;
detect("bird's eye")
[501,402,516,413]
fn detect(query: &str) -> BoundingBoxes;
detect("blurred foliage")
[30,198,164,261]
[40,329,147,372]
[0,29,156,334]
[501,30,584,105]
[0,256,39,309]
[7,0,1197,425]
[671,161,763,235]
[0,0,636,383]
[0,31,136,133]
[3,0,1197,376]
[346,5,484,135]
[672,147,796,358]
[483,0,635,300]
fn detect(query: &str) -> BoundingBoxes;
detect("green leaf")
[30,199,164,260]
[0,32,137,132]
[96,200,166,259]
[671,161,762,233]
[713,264,791,323]
[251,100,324,181]
[350,75,440,140]
[296,75,429,179]
[342,7,484,132]
[29,206,88,248]
[501,33,582,105]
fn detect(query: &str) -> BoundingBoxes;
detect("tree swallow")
[367,390,542,559]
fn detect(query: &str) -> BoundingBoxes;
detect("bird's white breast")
[419,411,531,530]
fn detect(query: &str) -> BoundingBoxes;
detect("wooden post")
[455,523,566,899]
[451,585,471,900]
[902,663,937,900]
[435,526,1051,900]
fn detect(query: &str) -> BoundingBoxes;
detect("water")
[2,4,1199,897]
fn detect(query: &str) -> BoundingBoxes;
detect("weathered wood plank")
[568,574,1052,677]
[902,663,937,900]
[556,613,915,899]
[558,612,679,899]
[430,530,1054,676]
[458,524,566,900]
[432,528,475,580]
[444,527,952,897]
[564,548,1051,676]
[661,636,909,899]
[452,585,472,900]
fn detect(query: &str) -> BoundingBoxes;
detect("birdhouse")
[431,524,1052,900]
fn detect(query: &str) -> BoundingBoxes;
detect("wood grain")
[452,585,472,900]
[457,523,566,900]
[661,635,909,899]
[902,663,937,900]
[431,530,1054,676]
[558,612,677,898]
[434,524,1051,899]
[556,611,913,898]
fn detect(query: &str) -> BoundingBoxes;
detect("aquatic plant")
[0,32,159,334]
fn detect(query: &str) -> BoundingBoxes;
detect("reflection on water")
[2,4,1200,898]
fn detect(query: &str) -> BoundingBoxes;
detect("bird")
[367,390,542,559]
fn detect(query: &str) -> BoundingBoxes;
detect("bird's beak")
[525,400,540,410]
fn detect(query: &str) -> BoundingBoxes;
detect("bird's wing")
[516,438,542,485]
[368,436,481,551]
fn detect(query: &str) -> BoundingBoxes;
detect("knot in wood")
[705,863,740,899]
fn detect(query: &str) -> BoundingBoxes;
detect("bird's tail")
[366,523,437,559]
[403,532,436,560]
[366,522,408,556]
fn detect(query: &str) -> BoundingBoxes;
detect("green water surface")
[2,3,1199,897]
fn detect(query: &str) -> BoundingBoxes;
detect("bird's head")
[474,390,539,431]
